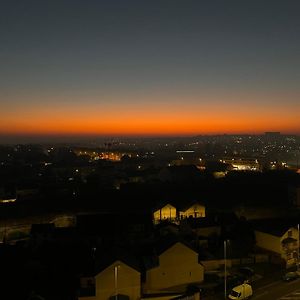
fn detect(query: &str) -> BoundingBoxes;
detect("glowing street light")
[224,240,230,299]
[114,264,120,300]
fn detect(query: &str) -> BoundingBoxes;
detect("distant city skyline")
[0,131,299,146]
[1,1,300,140]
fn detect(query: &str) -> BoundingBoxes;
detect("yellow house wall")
[145,243,204,292]
[255,231,281,254]
[153,204,177,223]
[179,204,206,218]
[256,227,299,260]
[95,261,141,300]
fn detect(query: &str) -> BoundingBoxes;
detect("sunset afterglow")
[1,1,300,140]
[1,90,299,137]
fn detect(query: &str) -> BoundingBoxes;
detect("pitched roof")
[93,247,141,276]
[153,199,205,213]
[153,202,176,212]
[141,236,201,272]
[154,237,197,256]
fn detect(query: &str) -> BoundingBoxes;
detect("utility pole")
[114,265,119,300]
[297,224,299,271]
[224,240,227,299]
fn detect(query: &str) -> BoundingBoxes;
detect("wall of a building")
[153,204,177,224]
[255,231,281,254]
[179,205,206,218]
[145,243,203,292]
[95,261,141,300]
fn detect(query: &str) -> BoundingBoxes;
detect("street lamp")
[297,224,299,271]
[224,240,228,299]
[114,265,120,300]
[224,240,231,299]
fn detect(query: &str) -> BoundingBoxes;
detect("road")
[253,278,300,300]
[204,278,300,300]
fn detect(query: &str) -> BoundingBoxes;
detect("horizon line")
[0,131,299,144]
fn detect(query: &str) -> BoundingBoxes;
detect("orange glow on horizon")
[2,110,299,136]
[2,90,300,136]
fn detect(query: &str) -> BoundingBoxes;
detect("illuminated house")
[179,203,206,219]
[79,260,141,300]
[254,221,299,268]
[144,241,204,293]
[153,204,177,224]
[153,202,206,225]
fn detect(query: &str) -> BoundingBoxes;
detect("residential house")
[153,204,177,225]
[179,203,206,219]
[79,259,141,300]
[153,202,206,225]
[144,241,204,293]
[254,219,300,268]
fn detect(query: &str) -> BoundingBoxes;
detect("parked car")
[282,271,300,282]
[228,283,253,299]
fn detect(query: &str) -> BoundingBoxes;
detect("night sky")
[1,1,300,140]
